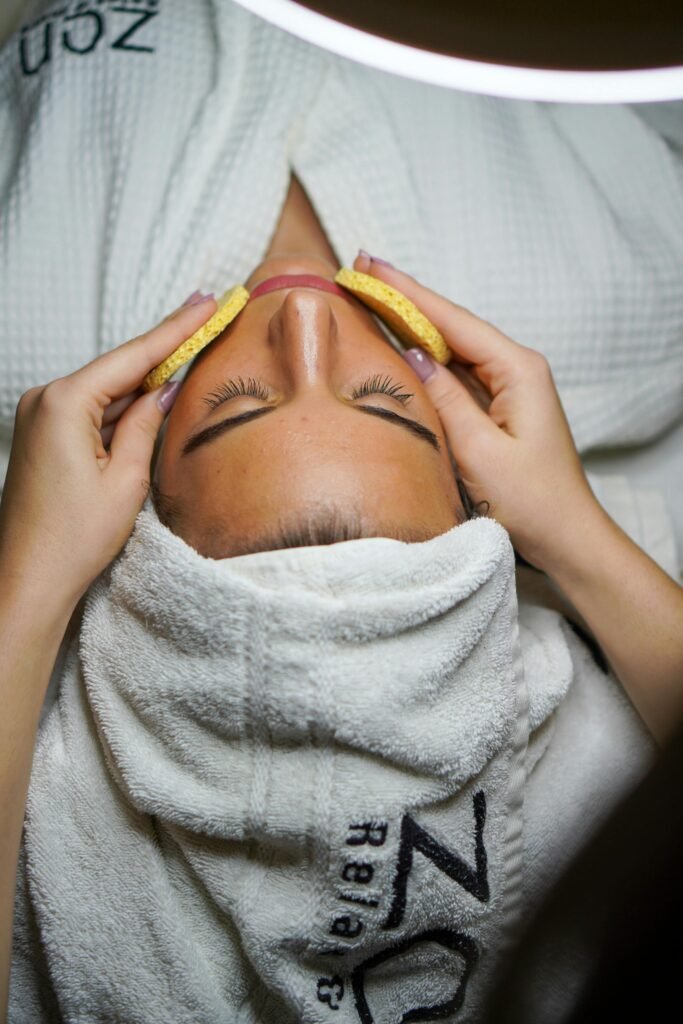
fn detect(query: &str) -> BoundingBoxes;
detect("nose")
[269,289,339,390]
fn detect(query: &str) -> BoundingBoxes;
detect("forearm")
[0,574,76,1023]
[538,498,683,750]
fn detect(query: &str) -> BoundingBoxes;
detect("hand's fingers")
[64,295,216,401]
[159,291,202,322]
[448,362,492,414]
[352,253,536,395]
[100,422,115,448]
[403,348,503,458]
[100,392,143,446]
[101,389,144,427]
[107,382,176,484]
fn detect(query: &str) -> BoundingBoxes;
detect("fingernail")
[181,291,214,308]
[403,347,436,382]
[357,248,394,268]
[157,380,181,413]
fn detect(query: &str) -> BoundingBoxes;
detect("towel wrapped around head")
[10,497,652,1023]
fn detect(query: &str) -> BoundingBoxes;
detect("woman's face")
[153,254,464,557]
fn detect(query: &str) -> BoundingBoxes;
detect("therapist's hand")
[0,294,217,612]
[353,253,598,573]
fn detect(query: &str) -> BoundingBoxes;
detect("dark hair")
[150,444,489,557]
[449,449,490,523]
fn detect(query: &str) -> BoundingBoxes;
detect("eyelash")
[350,373,414,404]
[203,376,270,409]
[203,373,414,410]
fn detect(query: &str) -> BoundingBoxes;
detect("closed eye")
[349,373,414,405]
[184,370,438,457]
[202,373,414,414]
[203,376,270,410]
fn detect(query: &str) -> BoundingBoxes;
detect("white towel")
[10,501,655,1022]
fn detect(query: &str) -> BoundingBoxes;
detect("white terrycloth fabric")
[10,500,656,1023]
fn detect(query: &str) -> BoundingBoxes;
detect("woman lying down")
[2,247,682,1024]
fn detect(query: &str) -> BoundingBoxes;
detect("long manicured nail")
[357,248,394,268]
[181,291,214,308]
[403,347,436,382]
[157,380,181,413]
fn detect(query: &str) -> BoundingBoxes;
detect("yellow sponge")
[142,285,250,392]
[143,271,451,392]
[334,268,451,365]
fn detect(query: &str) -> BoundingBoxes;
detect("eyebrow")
[181,403,441,458]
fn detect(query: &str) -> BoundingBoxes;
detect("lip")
[248,274,358,306]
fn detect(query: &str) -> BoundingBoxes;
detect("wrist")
[532,495,618,590]
[531,493,683,748]
[0,559,81,641]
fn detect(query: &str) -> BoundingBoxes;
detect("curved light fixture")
[233,0,683,103]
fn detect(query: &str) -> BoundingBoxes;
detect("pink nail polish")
[181,290,202,306]
[157,380,180,413]
[403,347,436,382]
[357,249,394,268]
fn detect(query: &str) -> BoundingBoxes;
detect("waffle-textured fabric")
[9,499,654,1023]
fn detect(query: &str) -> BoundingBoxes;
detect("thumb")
[402,348,501,461]
[107,380,180,482]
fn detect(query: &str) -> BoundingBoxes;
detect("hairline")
[150,477,475,559]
